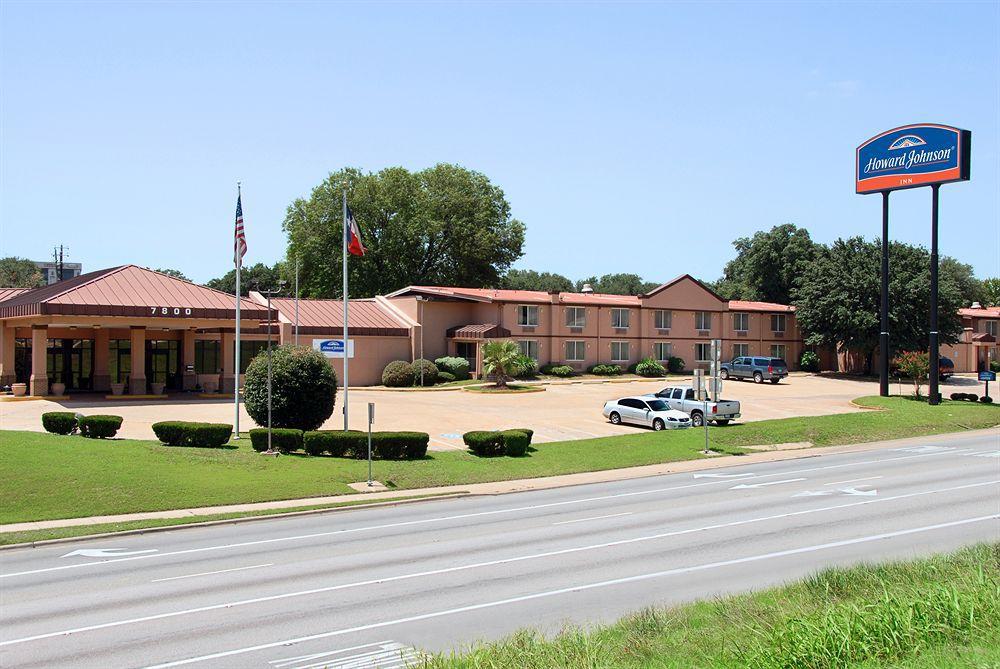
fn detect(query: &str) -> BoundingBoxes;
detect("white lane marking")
[824,476,883,486]
[151,564,273,583]
[890,445,957,454]
[269,640,393,665]
[0,447,978,580]
[840,486,878,497]
[297,645,417,669]
[62,548,158,559]
[5,479,995,649]
[692,472,754,479]
[141,514,1000,668]
[969,450,1000,458]
[553,512,633,525]
[730,478,806,490]
[793,490,833,497]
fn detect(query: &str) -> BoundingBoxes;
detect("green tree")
[980,277,1000,307]
[0,257,44,288]
[793,237,964,375]
[154,268,190,282]
[716,224,822,304]
[482,340,521,388]
[576,273,658,296]
[892,350,930,398]
[205,262,286,297]
[501,269,574,292]
[284,165,525,298]
[939,257,983,306]
[243,345,336,431]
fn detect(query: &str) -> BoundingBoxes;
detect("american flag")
[234,192,247,267]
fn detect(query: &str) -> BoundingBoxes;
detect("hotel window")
[770,314,787,333]
[565,340,586,361]
[517,305,539,327]
[518,340,539,361]
[695,343,712,362]
[770,344,787,360]
[653,342,672,361]
[611,308,630,329]
[654,310,672,330]
[733,343,749,358]
[108,339,131,384]
[695,311,712,331]
[611,341,630,362]
[565,307,586,328]
[985,321,998,337]
[239,340,270,373]
[195,340,220,374]
[732,312,749,332]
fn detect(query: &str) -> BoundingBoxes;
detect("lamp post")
[416,296,425,386]
[258,282,286,455]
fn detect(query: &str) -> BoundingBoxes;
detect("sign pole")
[367,402,374,487]
[928,184,941,405]
[879,190,890,397]
[342,190,349,431]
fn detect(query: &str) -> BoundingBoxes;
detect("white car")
[602,396,693,431]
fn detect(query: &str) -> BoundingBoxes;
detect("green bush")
[464,430,505,457]
[244,345,336,431]
[800,350,821,372]
[967,393,979,402]
[514,428,534,444]
[41,411,78,435]
[78,415,123,439]
[151,421,232,448]
[981,396,993,404]
[437,371,457,383]
[541,364,575,377]
[368,432,430,460]
[512,354,539,379]
[435,356,471,380]
[303,430,366,456]
[991,360,1000,373]
[249,428,303,453]
[382,360,415,387]
[635,357,667,377]
[411,359,439,386]
[949,392,964,401]
[588,364,622,376]
[501,429,530,457]
[667,356,685,373]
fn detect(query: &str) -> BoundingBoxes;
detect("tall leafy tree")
[501,269,574,292]
[154,268,190,282]
[938,257,983,307]
[981,277,1000,307]
[715,224,821,303]
[0,257,44,288]
[204,262,286,296]
[283,165,525,298]
[793,237,964,374]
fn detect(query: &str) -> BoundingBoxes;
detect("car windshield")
[647,400,668,411]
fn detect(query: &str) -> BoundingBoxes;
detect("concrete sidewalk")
[5,427,996,534]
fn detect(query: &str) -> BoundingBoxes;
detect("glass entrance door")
[146,340,180,390]
[46,339,94,391]
[455,341,477,373]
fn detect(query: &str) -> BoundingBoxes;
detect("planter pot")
[150,382,166,395]
[110,383,125,396]
[51,383,66,396]
[202,379,218,394]
[11,383,26,397]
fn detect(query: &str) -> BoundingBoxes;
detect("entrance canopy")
[446,323,511,340]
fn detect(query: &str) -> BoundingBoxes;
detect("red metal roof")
[265,297,410,336]
[959,307,1000,318]
[390,285,639,306]
[446,323,512,339]
[728,300,796,313]
[0,288,31,302]
[0,265,269,320]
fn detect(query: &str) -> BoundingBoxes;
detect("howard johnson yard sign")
[857,123,971,406]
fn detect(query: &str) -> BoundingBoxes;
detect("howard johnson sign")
[313,338,355,359]
[856,123,970,194]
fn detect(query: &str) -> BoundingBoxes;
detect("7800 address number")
[151,307,193,316]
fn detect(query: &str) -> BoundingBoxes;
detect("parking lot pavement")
[1,374,982,450]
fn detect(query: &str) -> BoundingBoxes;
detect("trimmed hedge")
[541,364,575,377]
[41,411,78,435]
[667,356,685,373]
[588,364,622,376]
[382,360,415,387]
[152,421,232,448]
[411,359,439,386]
[249,428,303,453]
[501,429,530,457]
[635,357,666,377]
[435,356,471,380]
[301,430,428,459]
[78,415,123,439]
[437,371,457,383]
[464,429,533,457]
[982,396,993,404]
[303,430,366,456]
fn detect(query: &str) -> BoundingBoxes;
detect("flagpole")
[342,189,349,431]
[234,182,242,440]
[294,255,300,346]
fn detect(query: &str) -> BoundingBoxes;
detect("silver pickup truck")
[644,385,741,426]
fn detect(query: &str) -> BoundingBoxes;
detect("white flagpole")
[294,255,300,346]
[234,182,242,439]
[342,189,349,431]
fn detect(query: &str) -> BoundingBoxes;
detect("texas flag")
[345,205,366,256]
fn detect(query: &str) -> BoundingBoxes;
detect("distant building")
[33,260,83,285]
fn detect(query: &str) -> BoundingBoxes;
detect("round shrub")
[249,428,303,453]
[435,356,471,380]
[382,360,415,387]
[303,430,366,456]
[437,371,457,383]
[667,356,685,373]
[244,345,337,431]
[800,350,821,372]
[512,355,539,379]
[967,393,979,402]
[542,364,575,378]
[42,411,77,435]
[463,430,505,457]
[588,364,622,376]
[635,357,667,377]
[501,429,530,457]
[949,392,964,401]
[981,396,993,404]
[411,359,439,386]
[78,415,123,439]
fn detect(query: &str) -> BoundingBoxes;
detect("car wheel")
[715,419,730,426]
[753,372,763,384]
[609,412,621,425]
[770,378,779,384]
[720,369,729,380]
[691,411,704,427]
[652,418,664,431]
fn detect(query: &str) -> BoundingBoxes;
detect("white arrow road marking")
[795,485,878,498]
[693,472,755,479]
[793,490,834,497]
[840,486,878,497]
[730,478,806,490]
[890,445,955,454]
[62,548,158,559]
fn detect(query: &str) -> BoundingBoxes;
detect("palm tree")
[482,340,521,388]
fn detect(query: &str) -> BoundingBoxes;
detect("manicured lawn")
[462,383,544,393]
[1,396,996,524]
[423,543,1000,669]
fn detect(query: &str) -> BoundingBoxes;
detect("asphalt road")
[2,430,998,669]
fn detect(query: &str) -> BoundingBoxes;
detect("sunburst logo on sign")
[887,134,926,150]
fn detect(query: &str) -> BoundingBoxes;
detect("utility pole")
[52,245,67,283]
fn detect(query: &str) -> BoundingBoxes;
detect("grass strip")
[422,543,1000,669]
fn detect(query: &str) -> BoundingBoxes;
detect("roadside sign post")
[367,402,375,487]
[980,370,996,400]
[693,369,709,454]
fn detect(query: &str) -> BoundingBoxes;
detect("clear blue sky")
[1,1,997,285]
